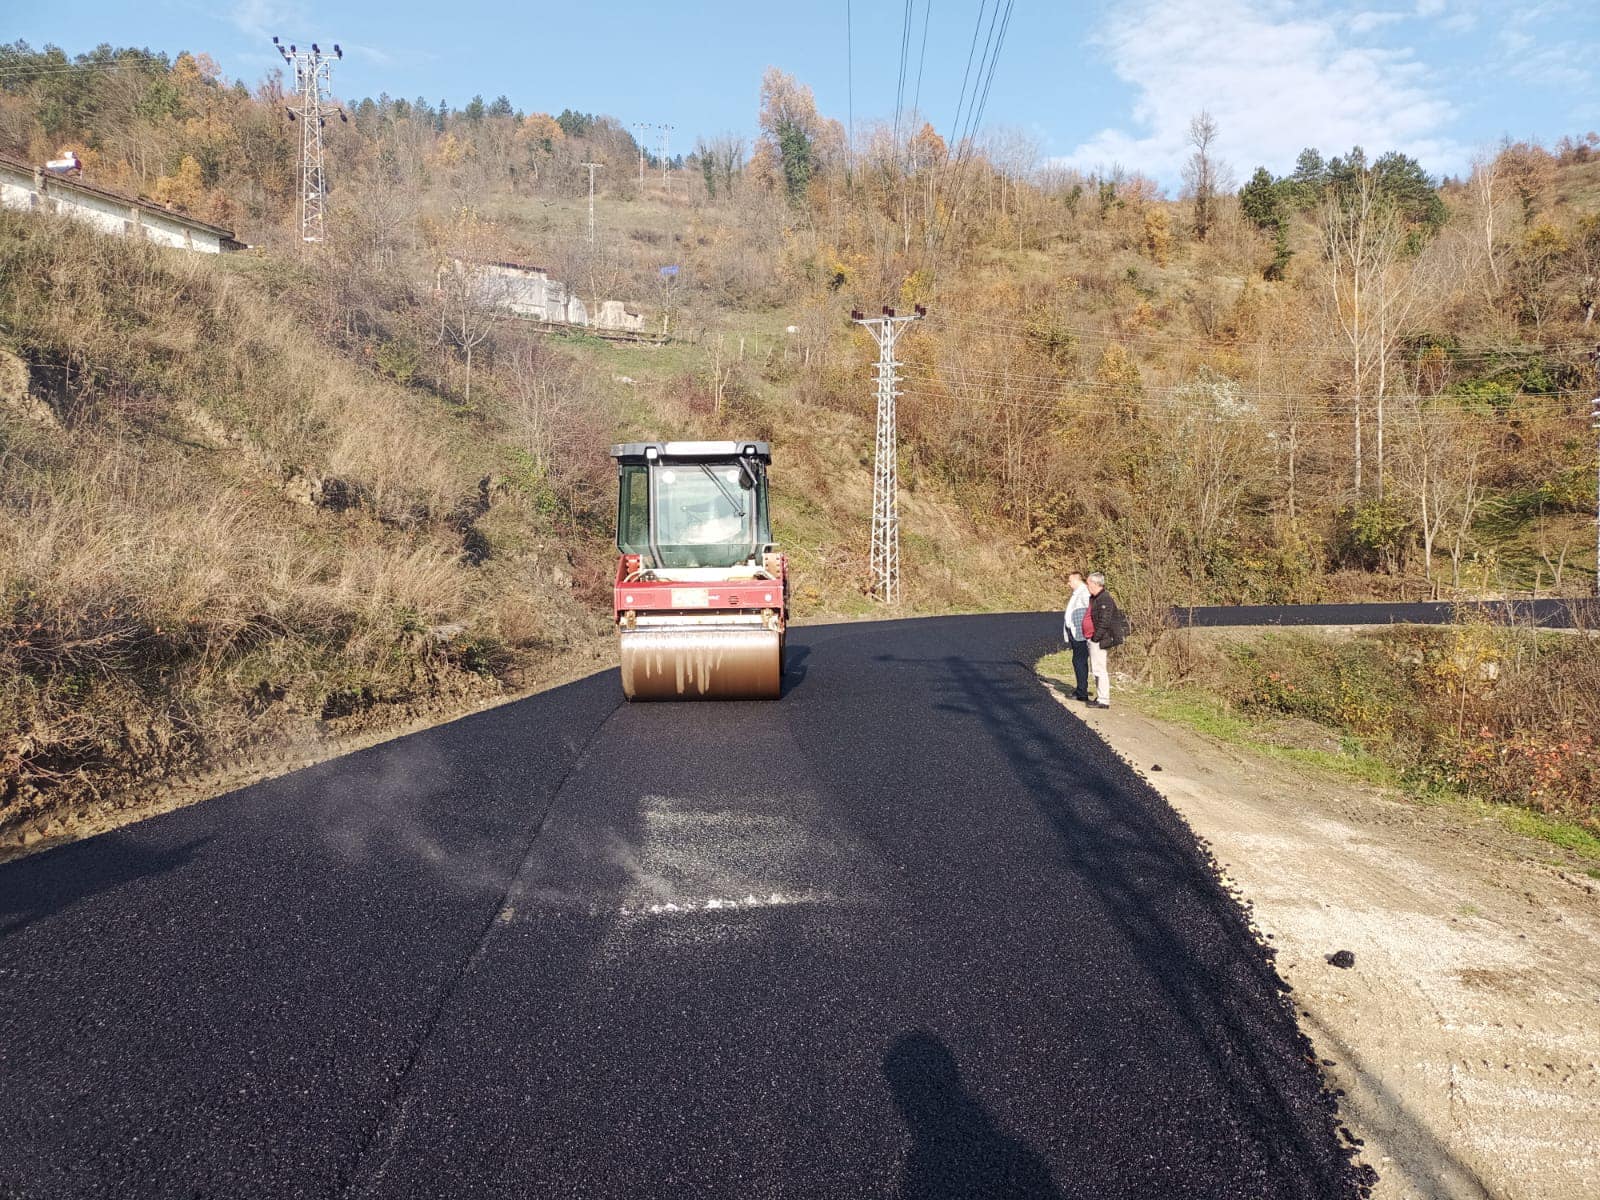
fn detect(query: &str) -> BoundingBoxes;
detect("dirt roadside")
[1039,675,1600,1200]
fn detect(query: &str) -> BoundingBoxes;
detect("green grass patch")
[1037,650,1600,861]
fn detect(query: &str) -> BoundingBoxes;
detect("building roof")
[476,257,553,276]
[0,150,241,241]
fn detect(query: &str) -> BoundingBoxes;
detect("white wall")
[0,163,227,253]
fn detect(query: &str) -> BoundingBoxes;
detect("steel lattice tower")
[853,306,924,603]
[274,37,342,245]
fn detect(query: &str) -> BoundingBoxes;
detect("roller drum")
[619,627,782,700]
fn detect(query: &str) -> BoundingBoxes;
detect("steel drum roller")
[620,627,782,700]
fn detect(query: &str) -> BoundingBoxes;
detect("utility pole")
[632,122,651,189]
[852,304,925,603]
[273,36,343,246]
[1592,391,1600,599]
[1591,343,1600,598]
[659,124,673,190]
[581,161,603,244]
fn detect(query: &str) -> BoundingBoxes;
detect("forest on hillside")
[2,40,1599,835]
[6,40,1597,611]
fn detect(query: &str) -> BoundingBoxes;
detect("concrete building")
[473,260,578,323]
[466,259,644,334]
[0,152,244,254]
[594,299,645,334]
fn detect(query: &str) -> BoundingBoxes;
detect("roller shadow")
[884,1030,1066,1200]
[781,641,811,696]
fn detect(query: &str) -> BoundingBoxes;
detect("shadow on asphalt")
[912,650,1373,1193]
[884,1030,1066,1200]
[1032,674,1500,1199]
[782,642,811,697]
[0,831,212,938]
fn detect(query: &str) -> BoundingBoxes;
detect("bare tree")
[1393,399,1486,594]
[1182,111,1229,242]
[1320,174,1432,498]
[696,134,746,202]
[1467,149,1503,292]
[432,208,507,406]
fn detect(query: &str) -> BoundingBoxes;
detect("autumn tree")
[1466,149,1504,292]
[1496,140,1556,226]
[152,153,205,212]
[1572,213,1600,326]
[755,68,821,204]
[1392,401,1487,592]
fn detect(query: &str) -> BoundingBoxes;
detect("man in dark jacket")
[1084,572,1123,709]
[1062,571,1091,702]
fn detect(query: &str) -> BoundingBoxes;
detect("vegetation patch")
[1044,622,1600,857]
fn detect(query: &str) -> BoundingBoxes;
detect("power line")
[912,0,934,129]
[0,59,172,80]
[925,314,1600,364]
[896,370,1595,418]
[946,1,990,164]
[896,347,1600,390]
[930,0,1015,273]
[895,387,1588,434]
[935,0,1014,254]
[846,0,856,175]
[894,0,915,156]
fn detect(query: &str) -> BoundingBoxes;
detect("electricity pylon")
[852,305,925,603]
[274,37,343,245]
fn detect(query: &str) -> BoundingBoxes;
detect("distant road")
[1176,598,1598,629]
[0,614,1370,1199]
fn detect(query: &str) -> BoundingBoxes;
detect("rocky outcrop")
[0,348,60,429]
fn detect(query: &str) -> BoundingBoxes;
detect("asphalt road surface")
[1,614,1370,1199]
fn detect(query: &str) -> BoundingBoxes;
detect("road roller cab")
[611,441,788,699]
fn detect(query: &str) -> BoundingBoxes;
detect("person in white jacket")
[1062,571,1091,703]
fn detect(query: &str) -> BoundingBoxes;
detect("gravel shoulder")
[1039,674,1600,1200]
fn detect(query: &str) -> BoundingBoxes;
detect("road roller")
[610,441,788,700]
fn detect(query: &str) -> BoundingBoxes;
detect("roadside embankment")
[1094,622,1600,847]
[1038,654,1600,1200]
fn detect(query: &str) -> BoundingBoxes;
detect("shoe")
[1095,701,1111,710]
[1073,693,1089,703]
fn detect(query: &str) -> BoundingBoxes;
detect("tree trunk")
[1288,422,1298,523]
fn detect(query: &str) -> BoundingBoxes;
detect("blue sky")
[7,1,1600,187]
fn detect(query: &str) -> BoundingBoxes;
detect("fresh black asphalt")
[0,613,1371,1199]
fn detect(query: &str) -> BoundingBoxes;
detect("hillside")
[4,45,1600,844]
[0,202,1055,844]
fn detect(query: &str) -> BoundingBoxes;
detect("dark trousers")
[1069,639,1089,699]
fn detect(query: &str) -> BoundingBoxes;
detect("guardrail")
[1172,599,1600,629]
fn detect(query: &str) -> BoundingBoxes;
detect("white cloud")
[1055,0,1463,185]
[346,44,395,67]
[229,0,308,40]
[1348,10,1404,35]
